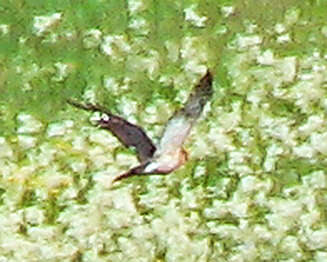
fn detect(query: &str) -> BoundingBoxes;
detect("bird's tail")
[112,163,148,182]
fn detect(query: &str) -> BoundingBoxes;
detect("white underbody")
[144,148,184,173]
[144,115,192,173]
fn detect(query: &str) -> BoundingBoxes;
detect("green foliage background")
[0,0,327,261]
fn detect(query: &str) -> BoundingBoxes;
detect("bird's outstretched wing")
[68,70,213,183]
[156,70,213,156]
[113,70,214,182]
[67,99,156,163]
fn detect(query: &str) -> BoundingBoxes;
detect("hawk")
[68,70,213,182]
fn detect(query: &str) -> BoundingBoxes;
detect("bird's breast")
[144,148,186,174]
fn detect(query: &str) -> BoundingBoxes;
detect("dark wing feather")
[157,70,213,154]
[181,70,213,120]
[67,99,156,162]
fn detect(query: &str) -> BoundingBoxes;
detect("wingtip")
[66,98,85,110]
[67,99,112,115]
[66,98,75,106]
[204,69,213,82]
[197,69,213,95]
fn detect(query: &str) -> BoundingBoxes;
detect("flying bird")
[68,70,213,182]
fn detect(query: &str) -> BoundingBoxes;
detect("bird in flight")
[68,70,213,182]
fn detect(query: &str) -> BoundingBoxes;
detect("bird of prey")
[68,70,213,182]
